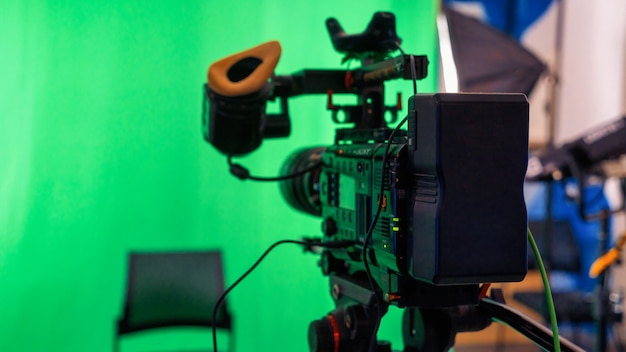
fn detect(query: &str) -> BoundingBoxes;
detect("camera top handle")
[326,12,402,62]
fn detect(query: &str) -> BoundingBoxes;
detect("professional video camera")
[204,12,580,352]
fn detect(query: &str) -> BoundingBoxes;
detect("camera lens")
[279,147,325,216]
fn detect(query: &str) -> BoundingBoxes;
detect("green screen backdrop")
[1,1,437,351]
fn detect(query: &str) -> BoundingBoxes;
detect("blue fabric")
[525,179,611,292]
[444,0,553,40]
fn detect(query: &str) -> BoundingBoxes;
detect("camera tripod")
[307,274,584,352]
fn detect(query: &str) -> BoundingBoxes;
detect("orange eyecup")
[207,40,282,97]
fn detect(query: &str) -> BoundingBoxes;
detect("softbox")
[440,4,547,96]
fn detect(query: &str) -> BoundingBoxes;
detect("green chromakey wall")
[0,1,437,351]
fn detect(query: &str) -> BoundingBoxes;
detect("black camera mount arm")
[271,54,428,130]
[271,10,426,131]
[273,55,428,97]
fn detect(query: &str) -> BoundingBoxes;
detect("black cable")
[211,238,351,352]
[227,154,323,181]
[362,116,407,352]
[479,298,585,352]
[363,44,418,352]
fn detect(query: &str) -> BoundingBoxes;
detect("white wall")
[553,1,626,143]
[523,1,626,147]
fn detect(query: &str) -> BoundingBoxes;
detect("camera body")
[304,93,529,308]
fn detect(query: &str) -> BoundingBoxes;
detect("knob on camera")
[308,305,384,352]
[204,40,286,155]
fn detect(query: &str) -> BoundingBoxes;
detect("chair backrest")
[527,220,581,273]
[117,250,232,336]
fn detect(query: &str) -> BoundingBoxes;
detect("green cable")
[528,227,561,352]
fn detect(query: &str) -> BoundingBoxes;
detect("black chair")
[114,250,233,351]
[515,220,586,321]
